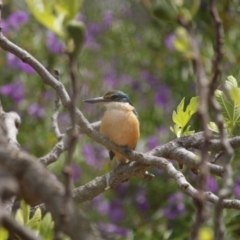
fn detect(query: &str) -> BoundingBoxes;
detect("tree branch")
[51,70,63,141]
[0,145,99,240]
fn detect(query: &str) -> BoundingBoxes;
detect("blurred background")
[1,0,240,239]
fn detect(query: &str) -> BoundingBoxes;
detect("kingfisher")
[83,90,140,164]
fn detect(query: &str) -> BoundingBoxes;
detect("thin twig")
[177,18,210,239]
[55,52,80,239]
[0,98,3,114]
[51,70,63,140]
[209,0,224,93]
[0,0,2,32]
[208,1,233,239]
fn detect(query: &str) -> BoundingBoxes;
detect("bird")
[83,90,140,164]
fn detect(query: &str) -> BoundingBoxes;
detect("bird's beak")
[83,97,111,104]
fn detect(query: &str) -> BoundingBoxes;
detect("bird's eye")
[111,95,118,100]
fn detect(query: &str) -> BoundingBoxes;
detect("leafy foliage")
[209,75,240,136]
[25,0,84,38]
[0,227,8,239]
[14,201,54,239]
[170,97,199,137]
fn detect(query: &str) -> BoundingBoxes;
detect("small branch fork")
[51,70,63,141]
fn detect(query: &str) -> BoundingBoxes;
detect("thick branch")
[0,146,98,240]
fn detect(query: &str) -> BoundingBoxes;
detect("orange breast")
[100,109,140,150]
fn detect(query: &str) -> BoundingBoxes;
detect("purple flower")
[1,19,9,34]
[58,113,70,131]
[92,196,125,223]
[82,145,98,167]
[207,176,218,193]
[77,14,86,22]
[0,79,24,103]
[6,52,35,74]
[136,188,149,212]
[92,195,110,215]
[163,193,185,220]
[87,23,102,36]
[71,165,81,181]
[234,177,240,198]
[98,223,130,238]
[84,33,101,50]
[114,182,129,198]
[46,31,65,53]
[104,72,118,88]
[157,126,168,142]
[58,114,70,124]
[147,136,159,150]
[141,70,159,88]
[103,10,113,28]
[164,33,176,51]
[43,91,53,101]
[154,86,171,107]
[28,103,45,119]
[82,144,107,169]
[120,74,134,85]
[6,52,19,69]
[84,22,102,50]
[7,11,29,31]
[109,199,125,223]
[19,61,35,73]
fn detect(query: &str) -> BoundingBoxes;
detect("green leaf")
[0,227,8,240]
[172,98,187,127]
[178,7,192,22]
[152,1,177,22]
[226,75,240,106]
[170,124,182,138]
[55,0,84,23]
[186,96,199,115]
[15,209,24,225]
[173,27,191,54]
[21,200,30,224]
[65,20,86,57]
[215,89,240,135]
[190,0,200,17]
[208,122,219,133]
[172,97,198,128]
[25,0,65,37]
[198,226,213,240]
[183,125,195,136]
[171,97,198,137]
[28,208,42,231]
[25,0,84,37]
[40,213,54,240]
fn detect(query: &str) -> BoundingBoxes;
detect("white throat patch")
[105,102,134,111]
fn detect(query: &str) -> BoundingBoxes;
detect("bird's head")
[83,90,133,106]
